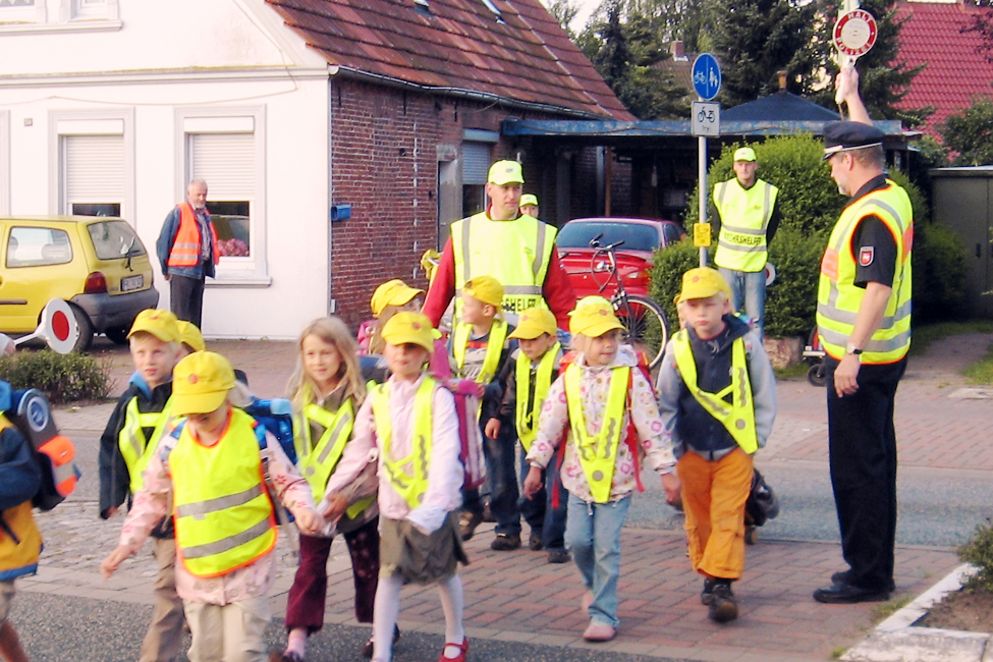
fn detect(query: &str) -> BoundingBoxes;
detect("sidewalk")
[33,332,992,660]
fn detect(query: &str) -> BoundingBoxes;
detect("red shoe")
[437,637,469,662]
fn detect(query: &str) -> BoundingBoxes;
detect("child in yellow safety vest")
[358,279,425,356]
[656,268,777,624]
[523,296,680,643]
[491,306,569,564]
[452,275,521,550]
[97,308,185,662]
[281,317,387,662]
[101,351,322,662]
[323,312,469,662]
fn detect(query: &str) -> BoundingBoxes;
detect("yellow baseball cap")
[370,279,425,317]
[733,147,757,162]
[463,275,504,308]
[569,296,624,337]
[520,194,538,208]
[171,351,235,415]
[677,267,732,304]
[380,311,435,353]
[128,309,179,343]
[176,320,205,352]
[509,307,557,340]
[487,160,524,185]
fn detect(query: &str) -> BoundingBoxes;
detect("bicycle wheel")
[616,294,669,370]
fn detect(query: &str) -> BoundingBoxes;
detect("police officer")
[712,147,781,339]
[813,65,912,604]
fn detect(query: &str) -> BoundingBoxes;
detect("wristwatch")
[845,342,863,357]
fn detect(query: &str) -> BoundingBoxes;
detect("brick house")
[0,0,629,338]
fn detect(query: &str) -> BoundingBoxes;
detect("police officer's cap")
[822,121,885,160]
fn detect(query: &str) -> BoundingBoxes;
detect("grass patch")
[964,343,993,386]
[774,362,809,381]
[872,594,913,622]
[830,645,848,659]
[911,320,993,356]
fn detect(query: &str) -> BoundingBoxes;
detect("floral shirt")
[117,411,315,605]
[525,345,676,502]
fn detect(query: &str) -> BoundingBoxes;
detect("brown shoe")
[708,582,738,623]
[459,511,483,541]
[490,532,521,551]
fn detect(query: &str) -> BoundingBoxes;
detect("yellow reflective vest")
[450,212,557,318]
[713,178,779,273]
[0,418,42,581]
[670,329,758,454]
[564,363,629,504]
[371,377,435,510]
[514,344,560,451]
[118,398,172,494]
[295,400,373,520]
[171,409,277,578]
[452,319,508,385]
[817,180,913,364]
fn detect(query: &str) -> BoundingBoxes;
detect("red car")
[556,217,686,299]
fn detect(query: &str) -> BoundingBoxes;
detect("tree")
[941,97,993,165]
[547,0,581,40]
[961,0,993,63]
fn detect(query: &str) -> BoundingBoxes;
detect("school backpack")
[243,397,297,465]
[0,380,80,511]
[745,467,780,527]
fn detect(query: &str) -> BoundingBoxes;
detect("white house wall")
[0,0,333,340]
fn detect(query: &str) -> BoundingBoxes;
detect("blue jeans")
[517,447,568,551]
[565,493,631,628]
[719,267,766,339]
[462,417,520,536]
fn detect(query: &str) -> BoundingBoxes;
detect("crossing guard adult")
[711,147,781,338]
[422,160,575,329]
[813,64,912,605]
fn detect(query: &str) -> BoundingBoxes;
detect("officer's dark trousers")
[825,356,907,591]
[170,274,205,328]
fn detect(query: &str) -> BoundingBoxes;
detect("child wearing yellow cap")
[656,267,776,624]
[176,320,205,357]
[523,296,680,643]
[451,275,521,550]
[359,279,425,356]
[101,351,322,662]
[323,312,469,662]
[97,308,185,662]
[491,306,568,563]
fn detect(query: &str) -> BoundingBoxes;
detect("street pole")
[698,134,708,267]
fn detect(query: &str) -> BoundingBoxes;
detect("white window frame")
[1,0,120,33]
[0,110,9,215]
[0,0,45,25]
[176,106,269,286]
[49,108,134,223]
[69,0,117,21]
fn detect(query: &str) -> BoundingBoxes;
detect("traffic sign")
[833,9,877,58]
[692,101,720,137]
[692,53,722,101]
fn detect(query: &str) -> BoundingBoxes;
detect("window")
[0,110,9,215]
[51,112,134,221]
[0,0,43,24]
[462,142,490,217]
[7,227,72,268]
[86,220,146,261]
[1,0,119,31]
[179,108,267,282]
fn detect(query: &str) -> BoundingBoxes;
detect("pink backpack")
[428,339,486,490]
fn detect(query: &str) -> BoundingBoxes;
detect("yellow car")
[0,216,159,352]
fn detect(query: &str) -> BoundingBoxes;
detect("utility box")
[930,167,993,318]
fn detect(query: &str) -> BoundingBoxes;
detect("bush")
[651,237,711,329]
[912,223,969,323]
[0,350,111,404]
[765,228,827,338]
[960,519,993,592]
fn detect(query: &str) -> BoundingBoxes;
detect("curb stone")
[843,564,992,662]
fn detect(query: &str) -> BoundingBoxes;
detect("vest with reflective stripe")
[670,329,758,454]
[171,408,276,578]
[450,212,557,318]
[295,400,372,519]
[713,179,779,273]
[0,418,42,581]
[514,343,560,451]
[564,363,629,504]
[452,318,508,385]
[817,180,913,364]
[371,378,434,510]
[167,203,219,268]
[118,398,172,494]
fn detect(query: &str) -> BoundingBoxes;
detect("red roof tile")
[895,0,993,138]
[265,0,633,120]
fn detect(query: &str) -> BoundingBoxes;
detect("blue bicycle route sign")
[692,53,722,101]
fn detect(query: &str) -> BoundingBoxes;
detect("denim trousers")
[462,417,521,536]
[565,493,631,628]
[718,267,766,339]
[517,446,568,551]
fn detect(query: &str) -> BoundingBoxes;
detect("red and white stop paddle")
[13,299,80,354]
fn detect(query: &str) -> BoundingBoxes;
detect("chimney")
[671,41,686,60]
[777,70,787,91]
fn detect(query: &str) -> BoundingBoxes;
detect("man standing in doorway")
[156,179,219,328]
[812,65,913,604]
[712,147,781,338]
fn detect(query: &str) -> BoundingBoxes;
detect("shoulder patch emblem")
[858,246,875,267]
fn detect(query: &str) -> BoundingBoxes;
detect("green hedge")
[0,350,111,404]
[912,222,968,322]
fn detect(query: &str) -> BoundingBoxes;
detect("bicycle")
[587,234,670,369]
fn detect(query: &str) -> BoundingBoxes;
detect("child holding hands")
[524,296,680,643]
[323,312,468,662]
[101,351,322,662]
